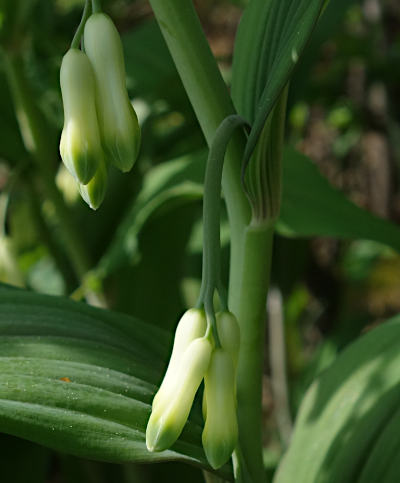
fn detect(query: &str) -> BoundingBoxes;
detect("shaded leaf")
[278,148,400,252]
[231,0,325,162]
[123,19,187,109]
[98,151,205,275]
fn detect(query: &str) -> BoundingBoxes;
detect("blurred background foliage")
[0,0,399,481]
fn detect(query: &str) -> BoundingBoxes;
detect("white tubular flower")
[59,49,102,184]
[202,348,238,469]
[152,308,207,410]
[84,13,141,172]
[146,337,212,452]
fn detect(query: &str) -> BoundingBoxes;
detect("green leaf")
[357,405,400,483]
[98,151,205,275]
[278,148,400,252]
[0,285,231,477]
[123,19,187,109]
[231,0,325,161]
[109,204,201,331]
[274,314,400,483]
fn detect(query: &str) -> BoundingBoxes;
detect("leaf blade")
[274,316,400,482]
[0,286,231,477]
[278,148,400,252]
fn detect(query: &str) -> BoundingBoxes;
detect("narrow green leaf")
[278,148,400,252]
[357,406,400,483]
[274,315,400,482]
[0,286,231,478]
[231,0,325,162]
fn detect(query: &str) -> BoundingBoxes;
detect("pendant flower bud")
[146,337,212,452]
[84,13,141,172]
[78,159,108,210]
[59,49,102,184]
[216,311,240,368]
[152,308,207,410]
[202,349,238,469]
[203,311,240,419]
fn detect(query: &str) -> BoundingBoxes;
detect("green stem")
[198,115,248,345]
[3,50,92,281]
[92,0,101,13]
[148,0,251,258]
[233,222,274,483]
[71,0,91,49]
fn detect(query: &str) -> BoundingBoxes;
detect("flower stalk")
[148,2,287,482]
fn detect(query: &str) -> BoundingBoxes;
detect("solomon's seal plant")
[2,2,394,483]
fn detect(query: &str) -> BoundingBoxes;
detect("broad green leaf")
[278,148,400,252]
[0,285,231,478]
[231,0,325,162]
[98,151,205,275]
[275,315,400,483]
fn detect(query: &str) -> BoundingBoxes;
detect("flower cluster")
[59,13,140,209]
[146,308,240,469]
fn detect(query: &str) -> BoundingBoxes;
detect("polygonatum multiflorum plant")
[1,0,400,482]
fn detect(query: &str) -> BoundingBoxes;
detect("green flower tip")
[78,160,108,210]
[202,349,238,469]
[146,336,212,452]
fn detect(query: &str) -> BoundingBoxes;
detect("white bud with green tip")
[78,158,108,210]
[152,308,207,410]
[203,310,240,419]
[216,311,240,368]
[84,13,141,172]
[202,348,238,469]
[59,49,102,184]
[146,337,212,452]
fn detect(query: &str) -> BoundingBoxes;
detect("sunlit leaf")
[275,314,400,482]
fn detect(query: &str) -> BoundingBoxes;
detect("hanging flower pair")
[146,308,240,470]
[60,9,140,209]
